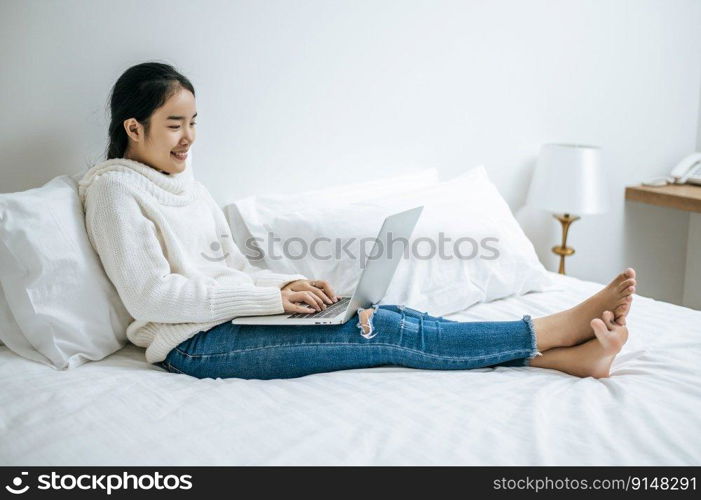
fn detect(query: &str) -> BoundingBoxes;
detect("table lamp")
[526,143,610,274]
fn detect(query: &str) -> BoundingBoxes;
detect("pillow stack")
[0,153,202,368]
[0,173,133,369]
[227,166,552,316]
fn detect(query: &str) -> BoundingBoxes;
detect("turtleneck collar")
[78,157,197,207]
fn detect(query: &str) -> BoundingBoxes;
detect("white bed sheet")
[1,271,700,465]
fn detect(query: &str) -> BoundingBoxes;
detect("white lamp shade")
[526,143,610,215]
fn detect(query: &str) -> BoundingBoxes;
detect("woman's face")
[123,86,197,175]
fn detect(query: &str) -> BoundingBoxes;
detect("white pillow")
[231,165,552,316]
[0,283,15,346]
[225,167,440,263]
[0,174,132,369]
[0,283,52,362]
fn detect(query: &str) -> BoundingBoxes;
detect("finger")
[305,283,332,305]
[317,281,339,302]
[296,303,316,313]
[289,292,309,310]
[307,291,325,310]
[290,296,316,313]
[302,291,322,311]
[283,296,315,313]
[306,291,326,309]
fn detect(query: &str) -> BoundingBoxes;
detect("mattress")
[1,271,700,466]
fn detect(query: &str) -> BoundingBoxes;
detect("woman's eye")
[169,123,196,130]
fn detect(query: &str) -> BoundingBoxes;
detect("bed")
[1,270,699,466]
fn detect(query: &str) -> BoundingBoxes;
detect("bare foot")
[533,268,635,349]
[587,310,630,378]
[529,310,629,378]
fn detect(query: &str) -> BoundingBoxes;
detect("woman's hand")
[280,279,339,314]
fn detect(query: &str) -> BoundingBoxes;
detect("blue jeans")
[155,304,542,380]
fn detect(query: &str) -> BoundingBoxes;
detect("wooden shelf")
[625,183,701,214]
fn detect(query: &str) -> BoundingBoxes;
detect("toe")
[613,271,628,286]
[618,278,636,292]
[603,310,615,327]
[614,305,628,325]
[612,268,636,288]
[591,318,609,340]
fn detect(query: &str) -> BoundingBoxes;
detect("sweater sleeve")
[84,179,286,324]
[231,251,309,289]
[201,185,309,289]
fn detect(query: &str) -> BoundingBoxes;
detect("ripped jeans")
[156,304,543,380]
[155,304,543,380]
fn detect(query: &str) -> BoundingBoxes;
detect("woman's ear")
[123,118,142,142]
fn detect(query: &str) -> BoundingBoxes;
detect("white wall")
[698,70,701,151]
[1,0,700,305]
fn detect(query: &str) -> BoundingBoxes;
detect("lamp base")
[552,213,580,275]
[551,245,575,257]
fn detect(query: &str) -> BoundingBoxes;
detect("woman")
[80,62,635,380]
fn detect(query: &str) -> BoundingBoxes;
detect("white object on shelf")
[641,176,674,187]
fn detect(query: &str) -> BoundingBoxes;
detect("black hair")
[105,61,195,160]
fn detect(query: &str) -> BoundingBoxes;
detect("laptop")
[231,205,423,326]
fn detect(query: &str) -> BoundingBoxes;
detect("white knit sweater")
[78,158,307,364]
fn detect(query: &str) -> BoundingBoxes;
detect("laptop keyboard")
[287,296,351,319]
